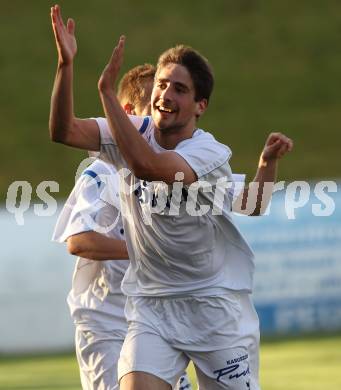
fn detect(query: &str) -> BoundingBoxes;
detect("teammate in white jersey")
[53,159,128,390]
[50,5,293,390]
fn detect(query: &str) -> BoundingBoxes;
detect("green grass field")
[1,334,340,390]
[1,0,341,201]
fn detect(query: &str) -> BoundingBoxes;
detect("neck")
[154,126,196,149]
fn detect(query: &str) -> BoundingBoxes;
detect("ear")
[123,103,135,115]
[195,99,208,118]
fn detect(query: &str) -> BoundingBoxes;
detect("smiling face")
[151,63,207,134]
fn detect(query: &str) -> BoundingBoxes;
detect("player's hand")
[260,132,293,164]
[51,4,77,65]
[98,36,125,94]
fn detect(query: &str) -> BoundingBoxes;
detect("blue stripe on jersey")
[138,117,149,134]
[83,169,101,188]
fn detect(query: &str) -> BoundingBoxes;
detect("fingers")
[267,132,293,150]
[115,36,126,57]
[51,4,76,50]
[262,131,293,160]
[99,36,126,92]
[272,140,290,158]
[55,4,64,27]
[286,138,294,152]
[116,35,125,67]
[51,4,66,32]
[265,138,282,155]
[276,134,293,153]
[109,36,126,65]
[277,143,290,158]
[67,18,75,35]
[51,6,61,42]
[106,36,126,75]
[118,35,126,47]
[50,5,57,27]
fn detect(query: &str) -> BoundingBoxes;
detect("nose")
[160,84,172,102]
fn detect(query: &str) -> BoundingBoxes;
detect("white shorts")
[118,292,260,390]
[75,326,125,390]
[75,324,192,390]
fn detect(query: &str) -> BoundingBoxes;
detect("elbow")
[133,168,149,181]
[67,237,83,256]
[131,161,154,181]
[50,128,69,144]
[49,118,77,144]
[49,123,66,144]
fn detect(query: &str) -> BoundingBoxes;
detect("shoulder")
[135,116,153,135]
[92,115,154,142]
[174,129,232,178]
[74,160,117,195]
[84,159,117,177]
[178,129,231,158]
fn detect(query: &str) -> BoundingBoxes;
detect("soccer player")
[53,158,128,390]
[50,5,293,390]
[52,63,192,390]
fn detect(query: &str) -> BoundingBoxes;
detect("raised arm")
[234,132,293,215]
[49,4,99,150]
[98,37,197,185]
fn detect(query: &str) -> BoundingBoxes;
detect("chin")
[153,116,170,131]
[158,126,172,133]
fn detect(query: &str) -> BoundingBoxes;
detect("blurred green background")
[1,0,340,202]
[1,334,341,389]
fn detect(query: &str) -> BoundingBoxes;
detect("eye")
[157,82,167,90]
[175,85,187,94]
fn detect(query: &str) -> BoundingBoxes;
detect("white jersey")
[52,159,128,332]
[95,116,255,297]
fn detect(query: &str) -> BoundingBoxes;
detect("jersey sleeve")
[199,167,246,217]
[171,130,236,215]
[52,176,100,243]
[174,131,232,179]
[93,115,153,169]
[52,161,121,243]
[231,173,246,199]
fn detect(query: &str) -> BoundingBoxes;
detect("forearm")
[237,156,278,216]
[254,154,278,184]
[49,62,75,142]
[67,231,129,260]
[99,90,157,176]
[235,131,293,215]
[97,36,197,184]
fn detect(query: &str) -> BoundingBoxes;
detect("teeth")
[159,106,173,113]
